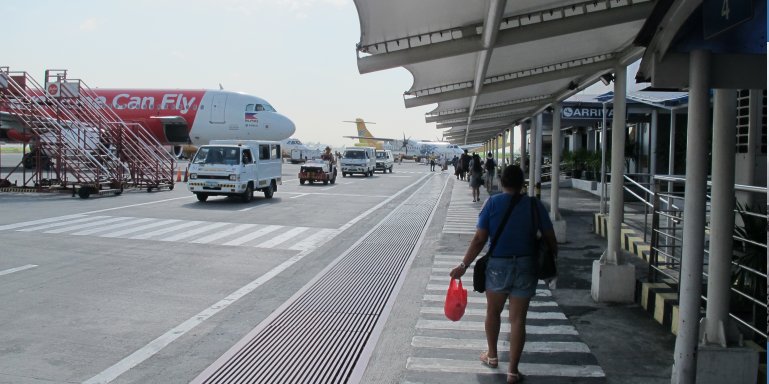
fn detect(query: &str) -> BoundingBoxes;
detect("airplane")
[0,88,296,159]
[343,118,464,162]
[281,137,311,157]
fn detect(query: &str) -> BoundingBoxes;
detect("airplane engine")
[173,145,184,159]
[171,144,197,159]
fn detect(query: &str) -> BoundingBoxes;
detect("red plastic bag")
[444,278,467,321]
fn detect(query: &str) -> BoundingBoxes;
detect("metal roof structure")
[353,0,655,144]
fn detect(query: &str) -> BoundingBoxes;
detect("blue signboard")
[561,106,613,120]
[703,0,754,39]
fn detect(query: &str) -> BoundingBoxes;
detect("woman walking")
[449,165,557,383]
[469,153,483,202]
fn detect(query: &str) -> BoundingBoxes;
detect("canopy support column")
[591,63,635,304]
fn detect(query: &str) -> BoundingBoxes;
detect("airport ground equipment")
[187,140,282,202]
[375,149,394,173]
[298,159,337,185]
[0,67,175,197]
[340,146,375,177]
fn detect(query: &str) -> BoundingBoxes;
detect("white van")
[187,140,282,202]
[375,149,394,173]
[341,146,375,177]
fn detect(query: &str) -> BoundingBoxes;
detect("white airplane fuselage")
[0,89,296,154]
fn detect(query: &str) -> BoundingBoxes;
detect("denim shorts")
[486,256,537,297]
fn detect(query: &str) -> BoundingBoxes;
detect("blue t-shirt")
[477,194,553,258]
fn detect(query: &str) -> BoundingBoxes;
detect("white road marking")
[280,192,389,198]
[416,319,578,334]
[411,336,589,353]
[44,217,135,234]
[0,264,37,277]
[406,358,605,377]
[422,295,557,306]
[83,196,194,214]
[252,227,308,248]
[0,214,86,231]
[288,228,337,251]
[289,193,308,199]
[73,218,155,236]
[129,221,203,240]
[16,216,108,232]
[100,219,182,238]
[161,222,229,242]
[222,225,282,246]
[424,283,552,297]
[83,173,432,384]
[419,307,567,319]
[191,224,259,244]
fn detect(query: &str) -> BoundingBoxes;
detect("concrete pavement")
[363,177,675,383]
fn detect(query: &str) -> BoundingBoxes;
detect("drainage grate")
[193,175,447,384]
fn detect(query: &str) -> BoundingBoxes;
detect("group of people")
[450,150,498,202]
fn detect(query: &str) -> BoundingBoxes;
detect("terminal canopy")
[354,0,654,144]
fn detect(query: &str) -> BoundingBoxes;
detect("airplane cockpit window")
[255,104,265,111]
[246,104,255,112]
[264,104,276,112]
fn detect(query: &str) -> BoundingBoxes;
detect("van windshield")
[376,152,388,159]
[344,151,365,159]
[192,146,241,165]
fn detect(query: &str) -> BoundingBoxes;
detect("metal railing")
[648,176,767,343]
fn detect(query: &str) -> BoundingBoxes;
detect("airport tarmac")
[0,160,674,383]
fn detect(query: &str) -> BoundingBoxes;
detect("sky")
[0,0,637,149]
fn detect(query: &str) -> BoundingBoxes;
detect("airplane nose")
[277,113,296,140]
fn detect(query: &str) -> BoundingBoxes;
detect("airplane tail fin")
[347,118,382,149]
[355,118,375,139]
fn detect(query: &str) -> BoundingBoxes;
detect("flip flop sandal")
[507,372,525,383]
[479,351,498,368]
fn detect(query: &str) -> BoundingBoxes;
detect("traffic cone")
[176,168,182,182]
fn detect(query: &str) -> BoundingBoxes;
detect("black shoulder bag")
[532,198,557,280]
[473,194,523,293]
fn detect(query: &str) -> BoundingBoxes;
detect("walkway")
[363,178,676,384]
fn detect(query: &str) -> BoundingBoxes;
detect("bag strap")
[488,193,523,257]
[531,197,541,245]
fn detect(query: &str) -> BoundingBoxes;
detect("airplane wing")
[343,135,396,142]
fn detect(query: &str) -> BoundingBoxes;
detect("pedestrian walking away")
[449,165,558,384]
[429,157,436,171]
[485,152,496,192]
[460,149,470,181]
[469,153,483,202]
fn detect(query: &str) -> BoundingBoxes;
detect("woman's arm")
[449,228,489,279]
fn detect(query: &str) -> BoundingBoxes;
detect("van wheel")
[330,175,336,184]
[196,193,208,202]
[300,179,306,185]
[389,166,393,173]
[323,179,328,185]
[364,171,369,178]
[264,181,275,199]
[241,183,254,203]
